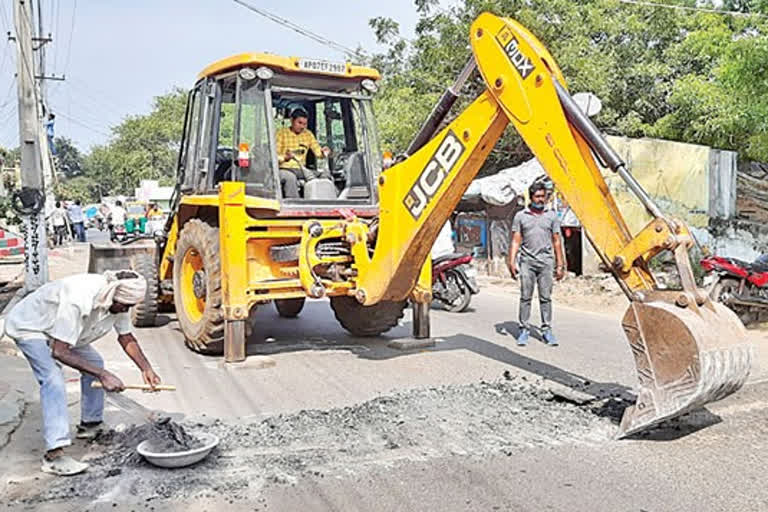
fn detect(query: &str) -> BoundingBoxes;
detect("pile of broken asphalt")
[7,375,631,507]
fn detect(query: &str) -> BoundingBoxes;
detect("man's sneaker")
[543,330,558,346]
[517,328,530,346]
[75,421,103,440]
[41,453,89,476]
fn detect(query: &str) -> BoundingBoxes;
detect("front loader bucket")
[619,292,754,437]
[87,242,156,274]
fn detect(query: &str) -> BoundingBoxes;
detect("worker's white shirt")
[111,206,126,226]
[431,221,455,260]
[4,274,132,347]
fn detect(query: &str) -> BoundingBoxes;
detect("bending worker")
[276,107,330,198]
[4,270,162,476]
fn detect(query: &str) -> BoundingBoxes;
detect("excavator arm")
[354,12,753,437]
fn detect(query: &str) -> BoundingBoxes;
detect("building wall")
[579,136,737,274]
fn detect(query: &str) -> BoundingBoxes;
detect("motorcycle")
[432,253,480,312]
[110,223,128,243]
[700,254,768,324]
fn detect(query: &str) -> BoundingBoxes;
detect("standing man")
[47,201,69,246]
[508,181,565,346]
[275,108,330,198]
[4,270,161,475]
[67,199,86,243]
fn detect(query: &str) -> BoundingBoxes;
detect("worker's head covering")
[94,270,147,309]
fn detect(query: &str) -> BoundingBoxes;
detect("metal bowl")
[137,432,219,468]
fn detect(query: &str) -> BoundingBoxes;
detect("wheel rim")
[181,248,206,323]
[717,282,738,303]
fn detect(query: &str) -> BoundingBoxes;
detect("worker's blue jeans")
[72,222,86,242]
[14,338,104,451]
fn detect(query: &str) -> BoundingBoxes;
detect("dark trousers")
[518,258,554,331]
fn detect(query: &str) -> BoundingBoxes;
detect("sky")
[0,0,431,152]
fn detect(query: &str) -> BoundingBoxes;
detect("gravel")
[14,376,620,506]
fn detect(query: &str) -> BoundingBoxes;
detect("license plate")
[463,265,477,279]
[297,58,347,75]
[703,273,716,288]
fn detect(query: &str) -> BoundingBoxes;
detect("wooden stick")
[90,382,176,391]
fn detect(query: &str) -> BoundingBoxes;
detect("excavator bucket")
[87,242,156,274]
[618,292,754,437]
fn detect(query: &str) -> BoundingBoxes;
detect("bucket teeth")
[617,296,753,438]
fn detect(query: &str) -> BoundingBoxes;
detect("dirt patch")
[480,274,629,316]
[9,376,619,507]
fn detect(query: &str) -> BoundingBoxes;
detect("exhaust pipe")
[725,294,768,309]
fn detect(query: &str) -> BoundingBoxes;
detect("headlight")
[255,66,274,80]
[361,79,378,93]
[239,67,257,80]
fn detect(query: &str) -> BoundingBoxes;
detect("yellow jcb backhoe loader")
[90,12,753,437]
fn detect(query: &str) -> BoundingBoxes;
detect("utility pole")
[13,0,49,290]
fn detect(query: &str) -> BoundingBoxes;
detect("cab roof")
[197,53,380,81]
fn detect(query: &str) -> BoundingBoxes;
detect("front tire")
[330,296,406,337]
[274,298,305,318]
[173,219,224,354]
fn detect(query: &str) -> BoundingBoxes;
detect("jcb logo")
[496,28,535,80]
[403,131,465,220]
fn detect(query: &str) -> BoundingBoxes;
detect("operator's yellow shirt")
[276,127,323,170]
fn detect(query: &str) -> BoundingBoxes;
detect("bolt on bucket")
[618,291,754,438]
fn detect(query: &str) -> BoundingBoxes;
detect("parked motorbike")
[110,223,128,243]
[700,254,768,324]
[432,253,480,312]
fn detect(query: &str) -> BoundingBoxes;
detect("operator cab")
[178,54,383,207]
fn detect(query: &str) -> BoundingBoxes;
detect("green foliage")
[54,176,95,204]
[0,146,19,168]
[60,88,187,199]
[369,0,768,169]
[53,136,84,178]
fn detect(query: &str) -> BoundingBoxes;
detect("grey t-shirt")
[511,208,561,264]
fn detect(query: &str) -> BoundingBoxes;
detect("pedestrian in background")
[508,181,565,346]
[47,201,69,246]
[68,199,86,243]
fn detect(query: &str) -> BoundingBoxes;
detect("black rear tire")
[443,271,472,313]
[711,278,754,325]
[330,296,406,337]
[130,252,158,327]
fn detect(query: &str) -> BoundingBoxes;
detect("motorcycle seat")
[748,261,768,273]
[433,253,470,265]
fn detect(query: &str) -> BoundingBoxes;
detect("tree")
[369,0,768,169]
[78,88,187,197]
[0,146,20,168]
[53,136,84,178]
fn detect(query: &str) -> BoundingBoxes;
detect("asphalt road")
[3,285,768,511]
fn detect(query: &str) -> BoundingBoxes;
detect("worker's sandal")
[543,330,558,346]
[41,455,89,476]
[75,421,103,440]
[517,329,530,346]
